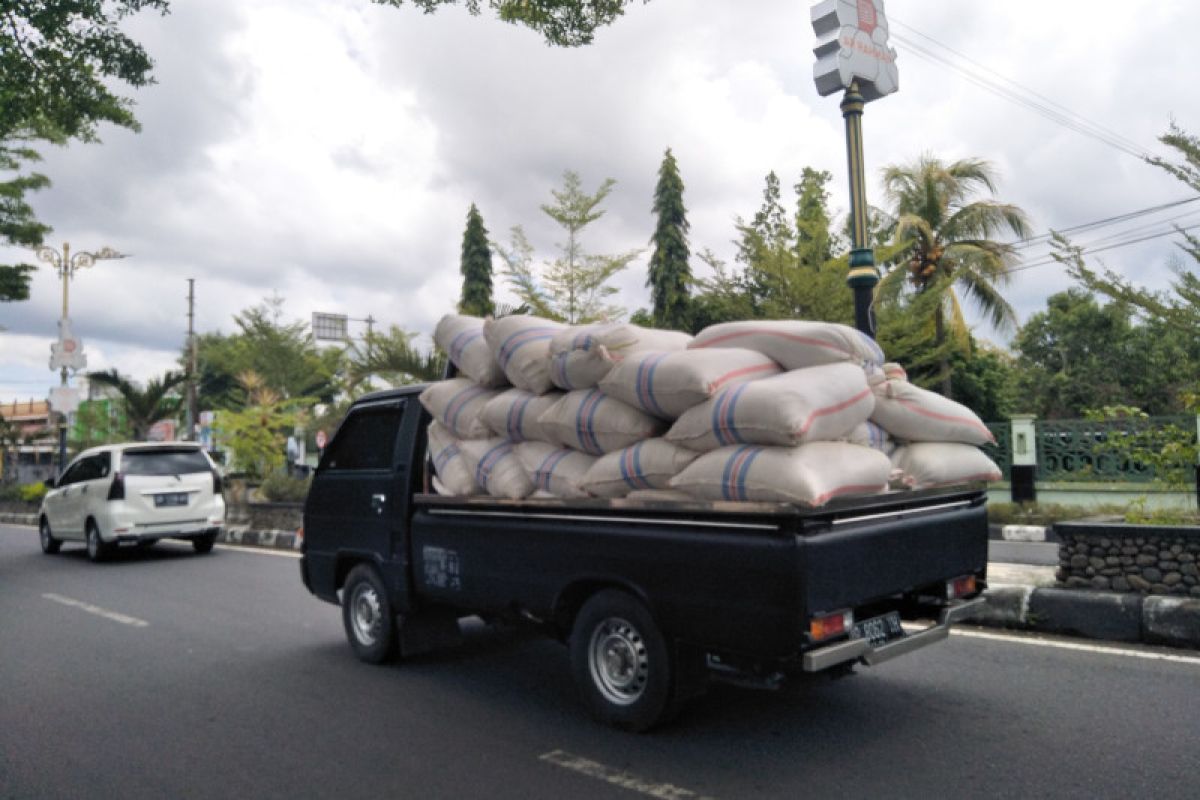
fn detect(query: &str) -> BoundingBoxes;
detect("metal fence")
[1031,416,1194,483]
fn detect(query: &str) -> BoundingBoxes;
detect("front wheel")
[569,590,676,732]
[342,564,398,664]
[39,518,61,555]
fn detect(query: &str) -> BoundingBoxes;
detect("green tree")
[496,170,639,323]
[214,372,303,479]
[1,0,169,301]
[346,325,446,392]
[646,148,691,330]
[877,155,1031,397]
[86,369,185,440]
[371,0,644,46]
[458,203,495,317]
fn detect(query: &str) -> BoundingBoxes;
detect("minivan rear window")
[122,449,211,476]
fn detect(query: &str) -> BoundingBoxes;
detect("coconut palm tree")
[86,369,186,440]
[878,155,1031,397]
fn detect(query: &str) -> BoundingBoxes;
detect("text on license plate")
[154,492,188,507]
[852,611,904,647]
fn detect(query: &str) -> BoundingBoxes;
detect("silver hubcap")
[87,527,98,557]
[40,524,50,548]
[588,616,649,705]
[350,584,382,646]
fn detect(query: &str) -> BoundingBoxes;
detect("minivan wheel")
[342,565,398,664]
[85,521,111,563]
[192,532,217,554]
[39,518,61,555]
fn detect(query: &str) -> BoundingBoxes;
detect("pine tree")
[458,204,495,317]
[646,148,692,330]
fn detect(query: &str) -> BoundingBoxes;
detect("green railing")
[981,423,1011,479]
[1034,416,1194,482]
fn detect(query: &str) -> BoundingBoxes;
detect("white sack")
[891,443,1002,489]
[624,489,695,503]
[599,348,780,420]
[665,363,874,452]
[844,420,895,456]
[418,378,501,439]
[433,314,507,387]
[669,441,892,507]
[548,323,692,390]
[689,319,885,371]
[580,438,701,498]
[516,441,597,498]
[457,438,534,499]
[538,389,668,455]
[426,422,481,496]
[481,389,563,443]
[868,372,994,445]
[483,315,567,395]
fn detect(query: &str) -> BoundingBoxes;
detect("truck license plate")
[154,492,188,508]
[852,612,904,647]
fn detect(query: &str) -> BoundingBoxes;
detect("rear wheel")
[39,518,61,555]
[192,532,217,554]
[569,589,676,732]
[85,521,111,563]
[342,565,398,664]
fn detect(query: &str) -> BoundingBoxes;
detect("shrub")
[258,472,312,503]
[19,482,47,504]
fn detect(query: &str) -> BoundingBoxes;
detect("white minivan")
[39,442,226,562]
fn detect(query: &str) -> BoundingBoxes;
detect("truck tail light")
[809,610,854,642]
[107,472,125,501]
[947,575,977,600]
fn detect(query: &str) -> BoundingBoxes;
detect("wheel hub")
[351,585,381,646]
[589,617,649,705]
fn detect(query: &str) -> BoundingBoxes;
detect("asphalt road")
[2,523,1198,800]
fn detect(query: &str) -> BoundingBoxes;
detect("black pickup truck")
[300,385,988,730]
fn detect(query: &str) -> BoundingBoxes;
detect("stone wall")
[1055,521,1200,597]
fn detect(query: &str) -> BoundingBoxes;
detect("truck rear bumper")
[801,597,985,673]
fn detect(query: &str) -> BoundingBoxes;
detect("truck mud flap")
[801,598,985,673]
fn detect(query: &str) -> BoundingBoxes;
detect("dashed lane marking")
[952,627,1200,665]
[540,750,718,800]
[42,593,149,628]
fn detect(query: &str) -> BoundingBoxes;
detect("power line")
[1010,196,1200,250]
[1006,221,1200,275]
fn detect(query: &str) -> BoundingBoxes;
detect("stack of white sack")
[688,319,886,372]
[599,348,781,420]
[548,322,692,390]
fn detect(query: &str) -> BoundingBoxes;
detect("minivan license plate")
[154,492,188,507]
[852,612,904,647]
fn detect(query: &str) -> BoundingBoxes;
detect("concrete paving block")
[976,586,1032,627]
[1027,588,1144,643]
[1142,597,1200,649]
[1003,525,1047,542]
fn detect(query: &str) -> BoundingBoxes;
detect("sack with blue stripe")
[548,323,692,390]
[599,348,780,420]
[457,438,534,499]
[537,389,667,455]
[665,363,875,452]
[481,388,563,443]
[515,441,597,498]
[483,315,567,395]
[669,441,892,507]
[434,314,508,388]
[689,319,886,371]
[580,438,700,498]
[426,422,481,496]
[418,378,501,439]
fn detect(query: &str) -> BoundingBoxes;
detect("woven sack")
[868,372,994,445]
[456,438,534,499]
[481,389,563,443]
[433,314,507,387]
[548,323,692,390]
[426,422,481,496]
[891,443,1002,489]
[669,441,892,507]
[537,389,667,455]
[689,319,885,370]
[515,441,596,498]
[844,420,895,455]
[483,315,567,394]
[580,438,701,498]
[624,489,695,503]
[599,348,780,420]
[418,378,501,439]
[665,363,874,452]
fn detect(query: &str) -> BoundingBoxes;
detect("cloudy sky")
[2,0,1197,403]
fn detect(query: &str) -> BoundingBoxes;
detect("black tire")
[569,589,676,732]
[192,532,217,554]
[39,518,61,555]
[85,520,111,563]
[342,564,398,664]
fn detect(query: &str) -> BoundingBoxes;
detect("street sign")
[49,318,88,372]
[316,430,327,449]
[312,312,349,341]
[48,386,81,415]
[811,0,899,102]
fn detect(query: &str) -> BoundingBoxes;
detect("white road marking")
[42,593,149,628]
[540,750,717,800]
[214,543,300,559]
[952,627,1200,665]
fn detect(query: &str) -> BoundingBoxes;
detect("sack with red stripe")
[843,420,895,455]
[669,441,892,507]
[481,389,563,443]
[868,372,994,445]
[434,314,508,388]
[548,323,692,390]
[664,363,874,452]
[598,348,780,420]
[579,438,700,498]
[515,441,596,498]
[689,319,885,371]
[891,442,1002,489]
[456,438,534,499]
[483,315,567,395]
[537,389,667,455]
[418,378,501,439]
[426,422,481,496]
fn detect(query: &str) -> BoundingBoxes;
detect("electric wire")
[1010,197,1200,250]
[1005,222,1200,275]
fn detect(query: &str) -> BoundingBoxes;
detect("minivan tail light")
[107,472,125,501]
[212,470,223,495]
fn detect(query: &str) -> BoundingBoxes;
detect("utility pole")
[186,279,198,441]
